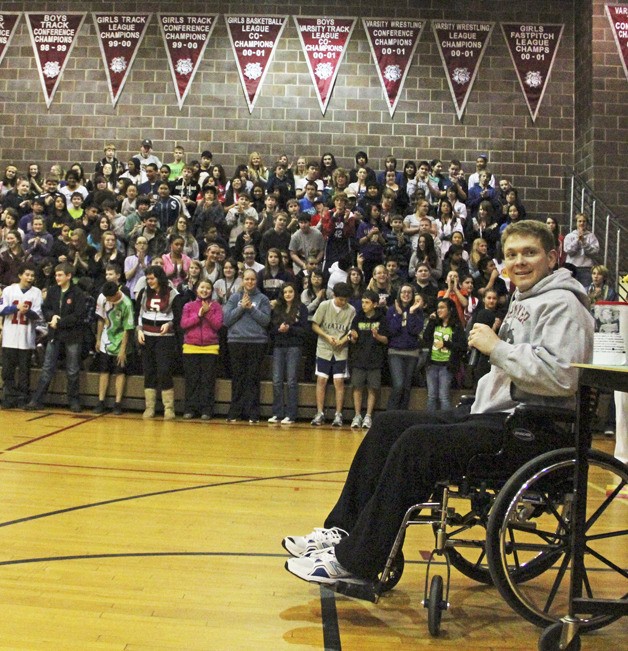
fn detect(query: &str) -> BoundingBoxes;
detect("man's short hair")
[477,256,493,273]
[332,282,351,298]
[18,262,37,276]
[137,196,151,207]
[501,220,554,254]
[55,262,74,276]
[146,163,158,172]
[105,263,122,276]
[297,212,312,223]
[101,281,119,298]
[362,289,379,303]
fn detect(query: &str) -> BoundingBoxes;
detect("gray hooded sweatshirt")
[471,268,594,415]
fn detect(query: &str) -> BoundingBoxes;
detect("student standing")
[223,269,271,423]
[93,281,135,415]
[136,265,179,420]
[310,282,356,427]
[26,262,87,412]
[385,284,424,410]
[0,262,42,408]
[180,279,223,420]
[423,297,467,411]
[348,290,389,430]
[268,283,308,424]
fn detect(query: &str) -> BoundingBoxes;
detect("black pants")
[183,353,218,417]
[142,336,176,391]
[1,347,32,407]
[227,342,266,420]
[326,407,507,580]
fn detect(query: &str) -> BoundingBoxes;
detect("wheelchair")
[331,401,628,644]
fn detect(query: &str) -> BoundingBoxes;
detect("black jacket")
[42,282,87,342]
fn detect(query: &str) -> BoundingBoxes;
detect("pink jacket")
[180,298,223,347]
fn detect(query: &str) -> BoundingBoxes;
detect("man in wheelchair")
[284,220,595,586]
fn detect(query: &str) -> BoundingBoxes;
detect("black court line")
[0,468,347,528]
[320,585,342,651]
[2,413,98,453]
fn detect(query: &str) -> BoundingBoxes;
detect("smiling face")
[242,269,257,291]
[282,285,295,303]
[196,280,212,299]
[503,233,556,293]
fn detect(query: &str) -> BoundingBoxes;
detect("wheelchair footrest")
[331,579,378,602]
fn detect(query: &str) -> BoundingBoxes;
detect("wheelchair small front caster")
[538,621,581,651]
[425,574,447,636]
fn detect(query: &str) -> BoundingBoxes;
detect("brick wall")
[574,0,594,186]
[0,0,588,223]
[588,0,628,221]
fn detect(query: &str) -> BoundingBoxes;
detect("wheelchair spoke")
[584,545,628,580]
[543,549,572,613]
[586,528,628,542]
[585,481,626,533]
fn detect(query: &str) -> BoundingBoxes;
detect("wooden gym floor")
[0,407,625,650]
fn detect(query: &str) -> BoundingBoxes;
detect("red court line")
[2,415,98,453]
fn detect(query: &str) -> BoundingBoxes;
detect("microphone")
[468,309,496,367]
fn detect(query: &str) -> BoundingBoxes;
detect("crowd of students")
[0,142,612,426]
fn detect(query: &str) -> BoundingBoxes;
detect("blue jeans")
[426,364,453,412]
[387,353,418,410]
[31,339,82,406]
[272,346,301,420]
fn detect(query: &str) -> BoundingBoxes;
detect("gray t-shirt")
[312,299,356,361]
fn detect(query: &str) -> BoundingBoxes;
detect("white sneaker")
[332,412,343,427]
[350,414,362,428]
[281,417,295,424]
[285,547,365,585]
[267,415,280,423]
[362,414,372,430]
[310,412,325,426]
[282,526,348,558]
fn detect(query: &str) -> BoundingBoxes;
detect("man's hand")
[469,323,500,356]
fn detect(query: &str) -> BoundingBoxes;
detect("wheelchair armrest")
[509,404,576,424]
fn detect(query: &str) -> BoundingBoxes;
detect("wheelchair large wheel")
[438,499,560,586]
[486,448,628,631]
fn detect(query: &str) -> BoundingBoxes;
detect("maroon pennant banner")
[26,13,86,108]
[93,13,152,106]
[225,15,287,113]
[294,17,356,115]
[605,4,628,81]
[0,13,21,67]
[362,18,425,117]
[158,14,217,109]
[501,23,564,123]
[432,21,494,121]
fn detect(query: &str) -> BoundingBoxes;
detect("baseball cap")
[142,139,153,148]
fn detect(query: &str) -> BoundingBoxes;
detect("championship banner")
[501,23,564,122]
[225,15,287,113]
[432,21,494,121]
[605,4,628,81]
[26,13,86,108]
[93,13,152,106]
[158,14,217,109]
[362,18,425,117]
[0,13,21,67]
[294,17,356,115]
